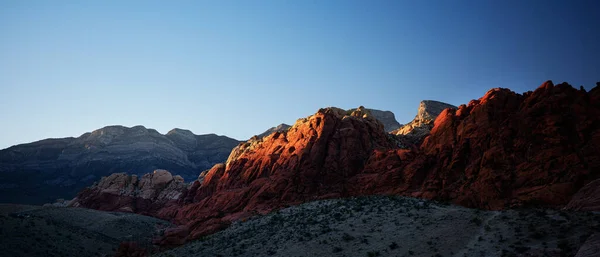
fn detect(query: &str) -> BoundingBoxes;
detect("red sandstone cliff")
[359,82,600,210]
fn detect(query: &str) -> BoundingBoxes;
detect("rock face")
[156,106,395,241]
[69,169,187,215]
[392,100,456,143]
[0,126,240,204]
[575,233,600,257]
[399,82,600,209]
[75,81,600,245]
[256,123,291,138]
[566,178,600,211]
[350,108,402,132]
[256,107,401,139]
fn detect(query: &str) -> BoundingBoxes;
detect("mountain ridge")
[0,125,241,204]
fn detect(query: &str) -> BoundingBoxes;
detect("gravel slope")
[0,204,173,257]
[156,196,600,257]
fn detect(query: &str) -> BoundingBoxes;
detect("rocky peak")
[256,107,400,139]
[347,107,401,132]
[415,100,457,124]
[229,106,392,168]
[87,125,130,145]
[256,123,291,138]
[167,128,195,138]
[166,128,198,151]
[392,100,456,138]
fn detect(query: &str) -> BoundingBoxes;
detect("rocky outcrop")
[69,169,187,215]
[154,106,395,241]
[575,234,600,257]
[256,123,291,138]
[565,179,600,211]
[399,82,600,209]
[75,81,600,246]
[349,108,402,132]
[256,107,401,139]
[392,100,456,143]
[0,126,240,204]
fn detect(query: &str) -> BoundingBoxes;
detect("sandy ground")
[155,196,600,257]
[0,204,173,257]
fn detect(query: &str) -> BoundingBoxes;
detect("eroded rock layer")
[70,170,187,216]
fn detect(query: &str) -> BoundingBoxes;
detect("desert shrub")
[557,239,571,252]
[580,233,591,243]
[342,233,355,241]
[515,246,530,253]
[530,231,544,239]
[366,251,381,257]
[470,217,482,226]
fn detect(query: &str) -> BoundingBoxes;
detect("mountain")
[256,108,401,139]
[391,100,457,141]
[256,123,291,138]
[0,125,240,204]
[72,81,600,246]
[345,107,401,132]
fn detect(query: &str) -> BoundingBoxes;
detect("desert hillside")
[155,196,600,257]
[0,204,173,257]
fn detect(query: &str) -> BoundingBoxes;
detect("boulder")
[566,179,600,211]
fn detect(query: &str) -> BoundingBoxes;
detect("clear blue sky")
[1,0,599,149]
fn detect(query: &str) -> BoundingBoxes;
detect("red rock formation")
[74,81,600,246]
[157,106,396,240]
[405,82,600,209]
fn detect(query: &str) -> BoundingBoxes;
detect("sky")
[1,0,599,149]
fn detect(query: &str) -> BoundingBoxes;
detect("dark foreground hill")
[0,204,173,257]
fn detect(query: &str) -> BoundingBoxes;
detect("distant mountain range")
[0,126,241,204]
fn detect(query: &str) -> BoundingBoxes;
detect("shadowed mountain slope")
[0,126,240,204]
